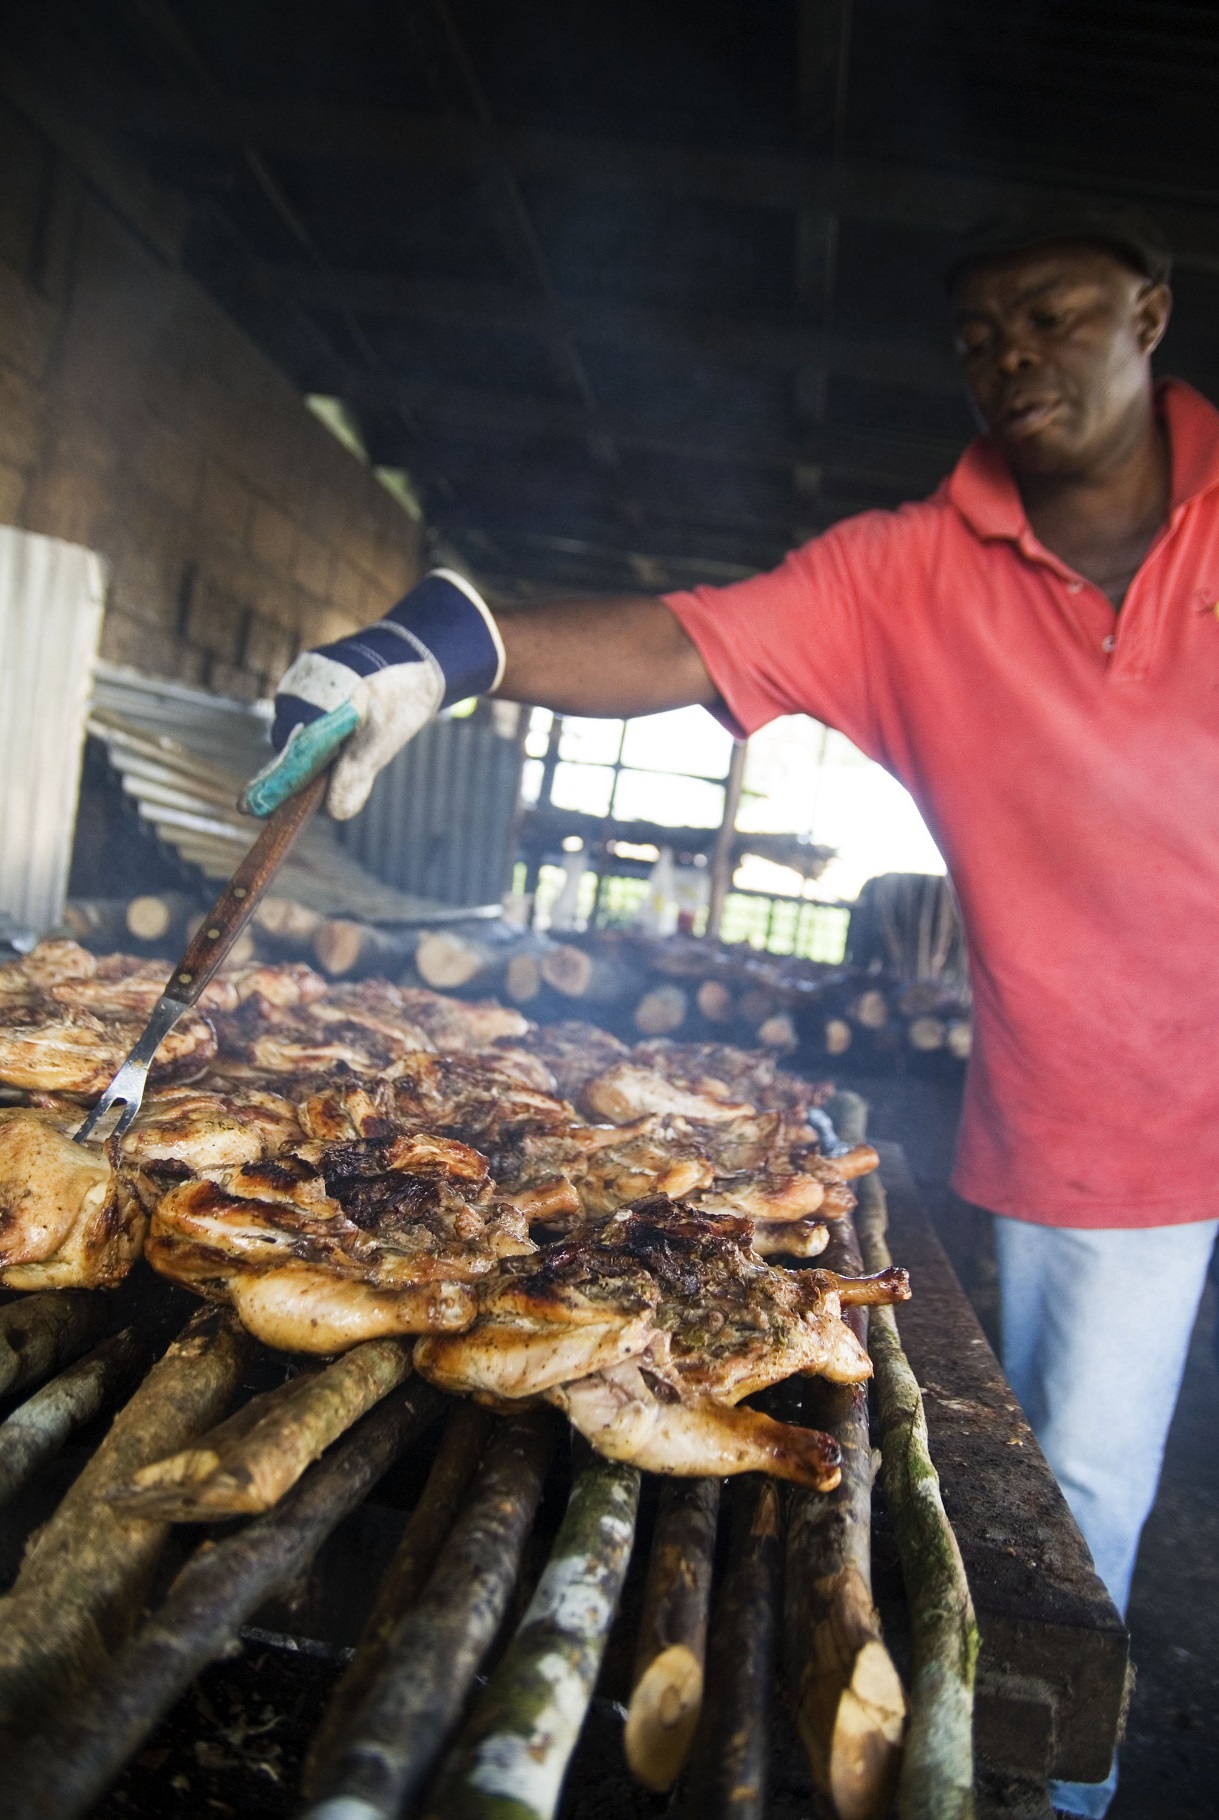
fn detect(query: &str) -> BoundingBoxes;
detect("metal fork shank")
[74,994,192,1144]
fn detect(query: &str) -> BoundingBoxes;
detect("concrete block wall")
[0,100,423,702]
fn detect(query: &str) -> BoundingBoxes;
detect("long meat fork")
[74,700,358,1145]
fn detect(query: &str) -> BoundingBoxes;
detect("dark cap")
[944,198,1172,292]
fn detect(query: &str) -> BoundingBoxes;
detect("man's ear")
[1135,281,1172,357]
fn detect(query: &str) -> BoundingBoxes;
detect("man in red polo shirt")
[273,204,1214,1814]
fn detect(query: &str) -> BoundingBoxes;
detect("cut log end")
[825,1018,853,1056]
[757,1012,797,1049]
[415,930,486,990]
[125,896,175,942]
[634,983,687,1036]
[506,951,543,1002]
[540,943,594,997]
[851,990,889,1031]
[945,1019,972,1060]
[625,1643,704,1791]
[826,1640,907,1820]
[906,1016,946,1052]
[696,979,735,1023]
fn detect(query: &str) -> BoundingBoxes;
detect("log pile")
[53,885,972,1069]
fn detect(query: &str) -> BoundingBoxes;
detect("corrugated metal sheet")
[0,529,106,931]
[339,708,524,908]
[86,664,505,921]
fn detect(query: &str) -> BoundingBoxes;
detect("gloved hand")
[272,568,504,819]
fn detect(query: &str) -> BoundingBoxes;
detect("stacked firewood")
[58,888,975,1073]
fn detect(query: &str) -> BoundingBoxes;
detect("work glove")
[271,568,504,819]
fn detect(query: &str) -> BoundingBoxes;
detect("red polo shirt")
[665,379,1219,1228]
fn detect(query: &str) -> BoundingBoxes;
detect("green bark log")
[785,1211,906,1820]
[853,1159,979,1820]
[425,1447,642,1820]
[0,1289,109,1399]
[107,1335,414,1519]
[0,1326,146,1511]
[301,1405,553,1820]
[0,1377,444,1820]
[304,1398,494,1794]
[681,1475,782,1820]
[0,1304,253,1737]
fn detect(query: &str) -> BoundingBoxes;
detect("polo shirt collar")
[947,378,1219,546]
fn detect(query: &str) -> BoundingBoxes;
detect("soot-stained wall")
[0,99,422,703]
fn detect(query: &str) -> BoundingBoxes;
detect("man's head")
[945,205,1172,480]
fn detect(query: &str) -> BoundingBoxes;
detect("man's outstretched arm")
[270,572,719,818]
[493,593,717,717]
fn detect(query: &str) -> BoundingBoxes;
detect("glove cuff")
[383,568,505,707]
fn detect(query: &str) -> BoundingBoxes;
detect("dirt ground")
[846,1068,1219,1820]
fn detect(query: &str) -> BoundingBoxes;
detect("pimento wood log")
[425,1448,641,1820]
[852,1157,979,1820]
[785,1205,906,1820]
[304,1398,494,1794]
[0,1326,146,1513]
[301,1405,556,1820]
[625,1475,720,1791]
[0,1305,253,1737]
[0,1378,445,1820]
[680,1474,783,1820]
[0,1289,110,1399]
[107,1336,414,1520]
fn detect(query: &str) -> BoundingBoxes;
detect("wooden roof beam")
[108,88,1219,270]
[256,264,963,391]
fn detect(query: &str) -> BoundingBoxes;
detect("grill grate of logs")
[0,1098,1124,1820]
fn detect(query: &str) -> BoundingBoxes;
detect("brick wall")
[0,100,423,702]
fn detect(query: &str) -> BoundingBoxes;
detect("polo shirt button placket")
[1102,634,1116,653]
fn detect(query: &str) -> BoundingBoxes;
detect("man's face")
[952,245,1171,478]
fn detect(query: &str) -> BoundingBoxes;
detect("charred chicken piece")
[123,1085,304,1171]
[382,1051,575,1149]
[396,987,530,1052]
[414,1196,909,1486]
[414,1239,660,1401]
[492,1116,713,1228]
[551,1358,843,1490]
[601,1200,886,1401]
[750,1218,831,1260]
[0,1108,145,1289]
[147,1127,531,1351]
[632,1037,829,1116]
[582,1062,755,1126]
[515,1020,630,1101]
[0,1005,217,1096]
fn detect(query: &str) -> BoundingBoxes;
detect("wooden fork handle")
[166,771,328,1005]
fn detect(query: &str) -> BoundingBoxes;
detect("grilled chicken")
[397,987,530,1052]
[414,1196,910,1486]
[0,1007,217,1096]
[384,1051,575,1148]
[516,1020,630,1101]
[0,1108,144,1289]
[633,1038,831,1117]
[582,1062,755,1126]
[414,1238,660,1401]
[147,1126,532,1351]
[494,1116,713,1227]
[123,1085,304,1171]
[552,1358,843,1489]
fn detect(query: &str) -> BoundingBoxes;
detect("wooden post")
[706,739,747,942]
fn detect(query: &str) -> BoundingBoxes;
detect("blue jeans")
[994,1215,1218,1817]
